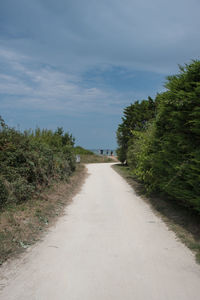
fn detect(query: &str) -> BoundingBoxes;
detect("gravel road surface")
[0,163,200,300]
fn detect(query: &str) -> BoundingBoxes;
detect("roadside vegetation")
[0,118,80,263]
[117,60,200,213]
[0,118,76,209]
[116,60,200,262]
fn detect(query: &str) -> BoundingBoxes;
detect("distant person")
[110,151,113,156]
[100,149,103,155]
[106,150,109,155]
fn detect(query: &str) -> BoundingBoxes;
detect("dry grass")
[113,164,200,264]
[0,164,87,265]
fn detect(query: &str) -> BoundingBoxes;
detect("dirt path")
[0,163,200,300]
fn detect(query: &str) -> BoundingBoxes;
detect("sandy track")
[0,163,200,300]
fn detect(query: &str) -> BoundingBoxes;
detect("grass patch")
[79,154,116,164]
[0,164,87,265]
[113,163,200,264]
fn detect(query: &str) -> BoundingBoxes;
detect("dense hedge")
[0,119,76,207]
[117,60,200,213]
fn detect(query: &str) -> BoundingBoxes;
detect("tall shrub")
[0,119,75,207]
[116,97,156,162]
[148,61,200,210]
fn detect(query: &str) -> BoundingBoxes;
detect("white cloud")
[0,47,131,115]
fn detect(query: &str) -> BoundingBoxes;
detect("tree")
[116,97,156,162]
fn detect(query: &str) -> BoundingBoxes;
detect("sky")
[0,0,200,149]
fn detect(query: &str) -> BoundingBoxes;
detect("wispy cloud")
[0,47,131,115]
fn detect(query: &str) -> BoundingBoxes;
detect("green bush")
[147,61,200,211]
[116,97,156,163]
[11,176,35,203]
[127,123,155,188]
[0,119,76,207]
[0,176,9,206]
[117,60,200,213]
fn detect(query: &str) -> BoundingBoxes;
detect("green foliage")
[127,123,155,188]
[0,176,9,205]
[0,119,76,207]
[147,61,200,210]
[117,60,200,213]
[116,97,156,162]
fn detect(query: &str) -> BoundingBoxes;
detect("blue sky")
[0,0,200,148]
